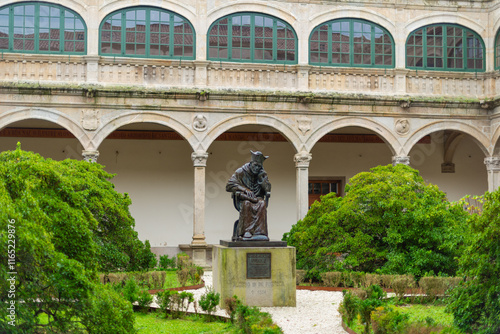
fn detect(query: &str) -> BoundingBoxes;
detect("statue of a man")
[226,151,271,241]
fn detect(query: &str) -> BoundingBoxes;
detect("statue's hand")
[244,189,256,199]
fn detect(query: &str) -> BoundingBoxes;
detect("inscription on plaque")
[247,253,271,279]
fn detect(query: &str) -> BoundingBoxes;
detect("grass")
[395,304,454,327]
[135,312,233,334]
[347,303,459,334]
[161,269,203,289]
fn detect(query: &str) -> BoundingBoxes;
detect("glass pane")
[313,183,321,194]
[321,183,329,194]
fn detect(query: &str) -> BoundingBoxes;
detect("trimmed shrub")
[159,254,176,269]
[296,269,306,285]
[391,275,415,299]
[321,272,343,287]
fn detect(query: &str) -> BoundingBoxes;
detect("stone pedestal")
[213,243,296,308]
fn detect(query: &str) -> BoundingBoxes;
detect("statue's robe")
[226,163,271,239]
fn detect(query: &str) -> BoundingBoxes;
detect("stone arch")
[91,111,197,151]
[202,115,301,153]
[405,13,486,37]
[492,124,500,156]
[98,0,196,22]
[308,9,396,38]
[0,107,90,148]
[403,121,490,157]
[207,2,298,31]
[305,117,400,155]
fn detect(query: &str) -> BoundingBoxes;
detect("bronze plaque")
[246,253,271,279]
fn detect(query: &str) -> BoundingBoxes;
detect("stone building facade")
[1,0,500,264]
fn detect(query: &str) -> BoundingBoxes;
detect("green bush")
[284,164,468,278]
[232,296,283,334]
[0,146,137,333]
[159,254,176,269]
[418,276,461,300]
[137,289,153,312]
[199,287,220,321]
[156,290,178,318]
[371,306,410,334]
[122,277,141,304]
[338,290,360,327]
[447,190,500,334]
[296,269,306,285]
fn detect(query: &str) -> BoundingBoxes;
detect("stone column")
[485,157,500,192]
[191,150,209,266]
[392,155,410,166]
[294,151,312,221]
[82,150,99,163]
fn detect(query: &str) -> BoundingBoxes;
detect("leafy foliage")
[284,164,468,278]
[447,189,500,334]
[199,288,220,321]
[0,146,153,333]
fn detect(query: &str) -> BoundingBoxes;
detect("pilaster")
[191,150,209,259]
[485,157,500,192]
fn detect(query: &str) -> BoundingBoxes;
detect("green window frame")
[207,12,297,64]
[99,7,195,59]
[309,18,394,68]
[495,29,500,70]
[406,24,484,72]
[0,2,86,55]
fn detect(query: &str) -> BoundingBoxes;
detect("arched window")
[406,24,484,72]
[0,2,86,54]
[309,19,394,68]
[495,29,500,70]
[207,12,297,64]
[99,7,195,59]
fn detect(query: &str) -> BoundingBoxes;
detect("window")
[99,7,195,59]
[495,29,500,69]
[406,24,484,72]
[308,179,343,207]
[0,2,86,54]
[207,12,297,64]
[309,19,394,68]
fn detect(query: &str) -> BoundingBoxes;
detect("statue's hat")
[250,150,269,164]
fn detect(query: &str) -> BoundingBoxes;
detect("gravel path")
[178,272,348,334]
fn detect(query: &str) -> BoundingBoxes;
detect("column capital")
[294,151,312,168]
[392,155,410,166]
[82,150,99,163]
[484,156,500,171]
[191,150,209,167]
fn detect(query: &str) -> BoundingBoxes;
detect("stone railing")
[0,54,86,83]
[406,70,491,97]
[0,53,496,99]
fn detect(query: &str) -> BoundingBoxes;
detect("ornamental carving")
[81,109,100,131]
[297,116,311,136]
[484,157,500,171]
[294,151,312,168]
[392,155,410,166]
[191,150,209,167]
[192,115,208,132]
[82,150,99,163]
[395,119,410,136]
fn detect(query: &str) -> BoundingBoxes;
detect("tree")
[0,145,147,333]
[447,190,500,334]
[284,164,468,278]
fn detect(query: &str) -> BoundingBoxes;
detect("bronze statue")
[226,151,271,241]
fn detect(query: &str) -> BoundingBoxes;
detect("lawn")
[135,312,233,334]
